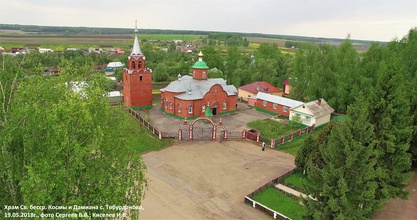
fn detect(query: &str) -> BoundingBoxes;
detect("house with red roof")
[238,81,282,102]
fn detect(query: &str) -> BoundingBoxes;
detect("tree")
[201,46,224,72]
[153,63,169,82]
[368,57,413,205]
[304,96,378,220]
[0,70,145,218]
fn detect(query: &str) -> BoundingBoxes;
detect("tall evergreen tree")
[368,56,413,204]
[304,96,378,220]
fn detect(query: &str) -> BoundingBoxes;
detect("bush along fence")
[244,168,297,220]
[243,124,316,148]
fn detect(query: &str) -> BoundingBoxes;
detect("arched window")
[164,99,168,108]
[169,102,173,110]
[131,61,136,69]
[188,105,193,114]
[202,71,206,79]
[202,104,205,113]
[139,75,142,81]
[138,61,142,69]
[223,101,227,110]
[178,104,182,113]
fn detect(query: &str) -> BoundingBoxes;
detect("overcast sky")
[1,0,416,41]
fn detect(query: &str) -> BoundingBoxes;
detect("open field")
[140,141,296,219]
[0,34,202,50]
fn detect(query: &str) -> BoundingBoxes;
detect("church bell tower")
[123,21,153,109]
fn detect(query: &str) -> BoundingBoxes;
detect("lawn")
[247,119,301,139]
[251,186,305,220]
[276,126,322,155]
[281,169,309,192]
[117,108,171,154]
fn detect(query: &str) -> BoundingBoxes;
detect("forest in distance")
[1,22,416,219]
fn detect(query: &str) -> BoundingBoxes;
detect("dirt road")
[140,141,295,219]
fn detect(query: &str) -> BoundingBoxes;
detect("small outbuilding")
[255,92,304,117]
[289,98,334,127]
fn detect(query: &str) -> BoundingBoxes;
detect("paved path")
[142,102,272,133]
[275,184,316,202]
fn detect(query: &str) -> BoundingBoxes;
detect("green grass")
[276,127,321,155]
[118,109,171,154]
[281,170,309,192]
[247,119,301,139]
[252,186,305,220]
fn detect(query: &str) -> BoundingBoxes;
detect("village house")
[160,52,238,119]
[255,92,304,117]
[289,98,334,127]
[238,81,282,102]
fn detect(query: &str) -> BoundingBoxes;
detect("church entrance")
[212,103,217,115]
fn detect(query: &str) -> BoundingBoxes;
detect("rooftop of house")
[297,99,334,118]
[239,81,281,94]
[293,99,334,118]
[161,75,237,101]
[256,92,304,108]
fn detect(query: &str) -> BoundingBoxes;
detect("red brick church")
[160,52,238,118]
[123,23,153,109]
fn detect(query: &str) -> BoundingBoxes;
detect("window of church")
[138,61,142,69]
[169,102,173,110]
[139,75,142,81]
[202,71,206,79]
[202,105,205,112]
[178,104,182,113]
[223,101,227,110]
[132,61,136,69]
[188,106,193,114]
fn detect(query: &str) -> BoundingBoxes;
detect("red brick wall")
[193,68,208,81]
[161,84,237,118]
[123,56,153,108]
[256,99,290,117]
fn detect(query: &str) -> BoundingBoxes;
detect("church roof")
[161,75,237,101]
[131,26,142,55]
[192,60,209,69]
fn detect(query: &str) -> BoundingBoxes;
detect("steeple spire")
[131,20,142,55]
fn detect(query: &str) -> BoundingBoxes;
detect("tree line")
[294,28,417,219]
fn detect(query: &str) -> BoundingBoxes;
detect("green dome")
[192,60,209,69]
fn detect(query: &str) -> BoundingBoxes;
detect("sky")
[1,0,416,42]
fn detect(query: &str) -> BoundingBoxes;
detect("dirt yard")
[372,166,417,220]
[139,141,295,219]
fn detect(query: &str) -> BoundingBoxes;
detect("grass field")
[0,34,203,50]
[252,186,305,220]
[247,119,301,139]
[118,108,171,154]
